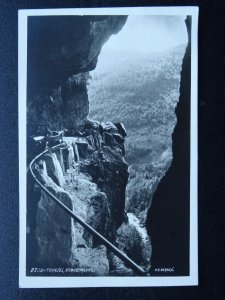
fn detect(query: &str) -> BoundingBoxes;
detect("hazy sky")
[102,15,188,54]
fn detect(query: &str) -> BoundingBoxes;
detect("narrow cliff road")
[29,142,148,276]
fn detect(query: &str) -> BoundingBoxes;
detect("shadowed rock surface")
[27,16,127,136]
[26,15,131,275]
[147,17,191,276]
[27,16,127,95]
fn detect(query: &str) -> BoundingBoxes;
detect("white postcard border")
[19,6,198,288]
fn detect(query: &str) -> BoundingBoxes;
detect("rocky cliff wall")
[30,122,132,275]
[27,16,127,136]
[27,15,130,275]
[27,16,127,94]
[147,17,191,276]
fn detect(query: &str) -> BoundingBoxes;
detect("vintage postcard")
[19,7,198,287]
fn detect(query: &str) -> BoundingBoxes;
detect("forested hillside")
[88,45,186,222]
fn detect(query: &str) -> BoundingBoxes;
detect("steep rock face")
[61,74,90,129]
[26,15,152,274]
[79,120,129,230]
[80,147,129,231]
[147,17,191,276]
[27,16,127,136]
[27,16,127,95]
[30,117,129,274]
[85,193,113,245]
[33,149,113,275]
[35,178,77,267]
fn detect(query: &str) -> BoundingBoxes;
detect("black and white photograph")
[18,7,198,287]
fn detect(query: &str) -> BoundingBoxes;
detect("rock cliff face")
[147,17,191,276]
[31,150,111,274]
[27,16,127,136]
[26,15,133,275]
[30,121,130,275]
[27,16,127,93]
[79,121,129,230]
